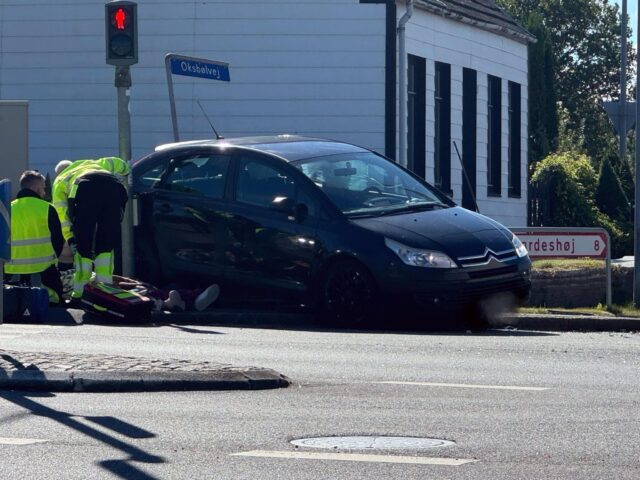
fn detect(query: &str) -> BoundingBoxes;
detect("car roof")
[153,135,370,162]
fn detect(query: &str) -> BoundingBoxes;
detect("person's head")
[19,170,46,198]
[54,159,72,176]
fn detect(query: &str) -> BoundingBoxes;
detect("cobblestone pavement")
[0,350,290,392]
[1,350,238,373]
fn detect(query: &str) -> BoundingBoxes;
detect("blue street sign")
[0,179,11,262]
[169,55,230,82]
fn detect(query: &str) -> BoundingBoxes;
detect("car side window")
[236,157,316,216]
[160,154,230,199]
[136,161,169,189]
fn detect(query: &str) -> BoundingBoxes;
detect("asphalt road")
[0,320,639,479]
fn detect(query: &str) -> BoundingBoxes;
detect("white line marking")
[231,450,476,466]
[375,381,549,391]
[0,437,48,445]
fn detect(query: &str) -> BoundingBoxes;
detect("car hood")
[350,206,515,260]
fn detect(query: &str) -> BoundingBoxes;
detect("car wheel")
[320,259,377,327]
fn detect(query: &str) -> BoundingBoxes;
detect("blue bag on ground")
[3,285,49,322]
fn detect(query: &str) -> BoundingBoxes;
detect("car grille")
[467,265,518,279]
[457,248,517,267]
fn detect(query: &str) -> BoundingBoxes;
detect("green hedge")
[530,151,632,257]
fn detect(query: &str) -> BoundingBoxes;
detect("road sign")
[603,101,636,135]
[511,230,607,258]
[168,54,230,82]
[164,53,231,142]
[510,227,611,309]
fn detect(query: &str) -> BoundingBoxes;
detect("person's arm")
[52,180,73,240]
[48,204,65,257]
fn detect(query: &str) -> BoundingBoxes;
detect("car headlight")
[512,234,528,258]
[385,238,457,268]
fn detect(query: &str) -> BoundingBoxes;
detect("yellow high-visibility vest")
[53,157,130,240]
[4,197,57,274]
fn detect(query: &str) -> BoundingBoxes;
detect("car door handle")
[158,203,173,214]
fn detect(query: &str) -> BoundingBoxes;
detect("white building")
[0,0,534,226]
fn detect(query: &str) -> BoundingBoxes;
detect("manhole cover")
[290,436,455,450]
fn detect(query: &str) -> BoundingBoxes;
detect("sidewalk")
[497,312,640,332]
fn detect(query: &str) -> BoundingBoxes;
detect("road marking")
[0,437,48,445]
[231,450,476,466]
[375,381,549,391]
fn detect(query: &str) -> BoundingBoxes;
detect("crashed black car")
[132,135,531,325]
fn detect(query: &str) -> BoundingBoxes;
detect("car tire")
[319,259,378,327]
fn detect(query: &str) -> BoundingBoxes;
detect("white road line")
[231,450,476,466]
[375,381,549,391]
[0,437,48,445]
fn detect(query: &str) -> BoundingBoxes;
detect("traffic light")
[105,1,138,66]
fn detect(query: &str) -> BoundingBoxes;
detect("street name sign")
[168,54,230,82]
[510,229,607,259]
[164,53,231,142]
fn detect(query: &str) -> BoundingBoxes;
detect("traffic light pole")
[115,66,134,278]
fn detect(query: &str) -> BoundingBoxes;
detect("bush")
[530,151,632,258]
[530,151,597,226]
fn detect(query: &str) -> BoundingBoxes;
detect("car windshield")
[292,151,451,216]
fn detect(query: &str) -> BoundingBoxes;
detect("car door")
[223,152,322,300]
[139,150,232,285]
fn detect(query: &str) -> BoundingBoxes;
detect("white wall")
[403,6,529,227]
[0,0,387,173]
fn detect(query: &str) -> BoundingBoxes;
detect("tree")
[525,12,558,166]
[596,154,631,222]
[498,0,636,162]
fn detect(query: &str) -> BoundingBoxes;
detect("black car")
[132,135,531,325]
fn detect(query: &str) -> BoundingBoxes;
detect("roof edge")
[414,0,537,45]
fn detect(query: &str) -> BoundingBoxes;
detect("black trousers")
[72,175,128,259]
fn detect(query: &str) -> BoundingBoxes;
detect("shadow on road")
[152,310,559,337]
[1,304,557,337]
[0,390,164,480]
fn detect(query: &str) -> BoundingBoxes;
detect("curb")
[154,309,640,333]
[497,313,640,332]
[0,368,290,393]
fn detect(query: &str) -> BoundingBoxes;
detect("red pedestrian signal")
[105,1,138,66]
[114,8,126,30]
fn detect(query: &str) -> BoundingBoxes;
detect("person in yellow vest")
[53,157,130,299]
[4,170,65,304]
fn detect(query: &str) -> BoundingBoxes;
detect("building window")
[434,62,451,193]
[487,75,502,196]
[462,68,477,211]
[508,81,521,197]
[407,55,426,178]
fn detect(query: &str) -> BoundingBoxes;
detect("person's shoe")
[163,290,185,312]
[194,284,220,311]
